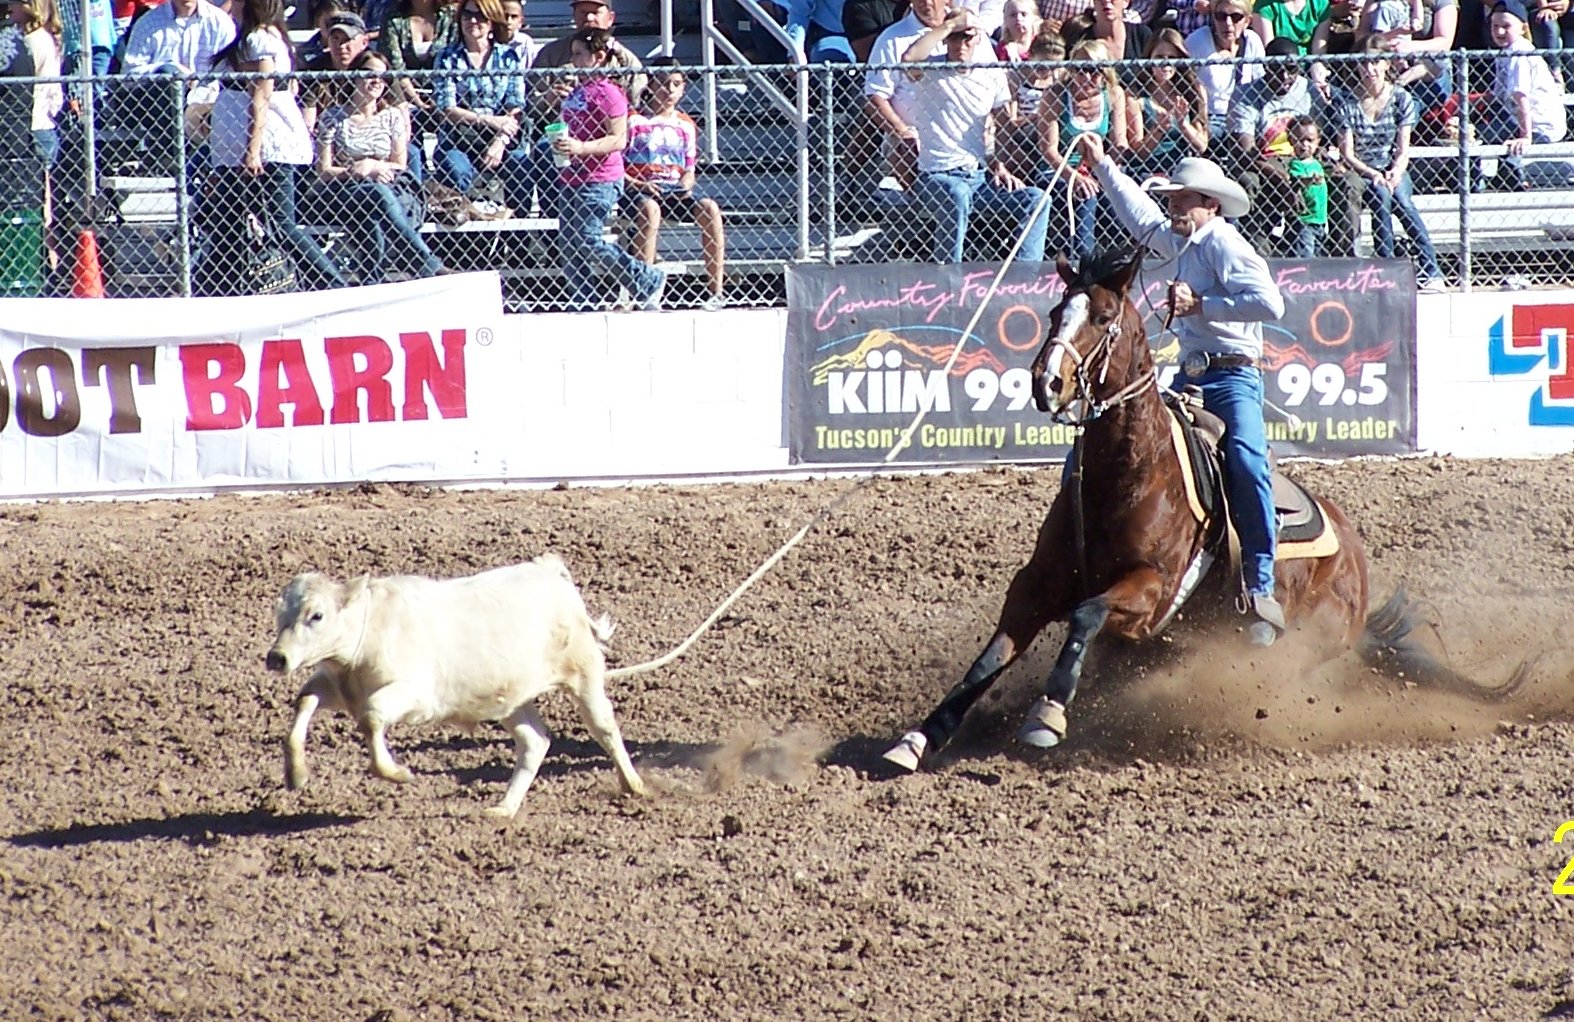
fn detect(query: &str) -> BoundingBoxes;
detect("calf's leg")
[572,682,647,797]
[487,701,553,818]
[360,717,413,784]
[284,670,345,790]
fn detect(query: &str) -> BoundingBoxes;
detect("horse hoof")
[881,731,928,773]
[1246,621,1278,648]
[1017,697,1067,749]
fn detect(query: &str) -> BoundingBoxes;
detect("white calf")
[265,554,646,817]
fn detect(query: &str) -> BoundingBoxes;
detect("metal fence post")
[1457,53,1472,293]
[171,74,192,298]
[822,64,837,265]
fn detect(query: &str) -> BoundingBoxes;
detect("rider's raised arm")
[1090,159,1176,258]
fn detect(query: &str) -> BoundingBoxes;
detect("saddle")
[1162,388,1340,560]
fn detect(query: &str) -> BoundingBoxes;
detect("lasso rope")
[607,134,1100,681]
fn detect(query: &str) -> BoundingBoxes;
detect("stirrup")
[1016,696,1068,749]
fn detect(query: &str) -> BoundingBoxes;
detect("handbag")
[244,212,298,295]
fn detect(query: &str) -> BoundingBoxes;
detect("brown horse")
[883,249,1527,772]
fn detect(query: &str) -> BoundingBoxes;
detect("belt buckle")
[1181,351,1210,379]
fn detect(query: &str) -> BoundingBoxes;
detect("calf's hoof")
[285,763,308,791]
[621,775,649,798]
[881,731,928,774]
[374,764,414,784]
[483,804,519,819]
[1016,697,1068,749]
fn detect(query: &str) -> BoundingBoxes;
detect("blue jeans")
[33,129,59,169]
[1172,365,1276,596]
[1293,221,1326,258]
[909,166,1049,264]
[559,181,663,310]
[205,164,347,293]
[1359,171,1440,279]
[323,179,441,284]
[433,137,531,201]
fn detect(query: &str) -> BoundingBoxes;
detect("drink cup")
[545,121,571,168]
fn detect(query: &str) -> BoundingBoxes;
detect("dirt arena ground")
[3,454,1573,1021]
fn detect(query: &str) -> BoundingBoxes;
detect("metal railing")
[3,51,1573,308]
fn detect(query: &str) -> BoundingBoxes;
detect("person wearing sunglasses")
[1183,0,1265,146]
[430,0,526,198]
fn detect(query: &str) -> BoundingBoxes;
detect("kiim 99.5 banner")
[784,259,1416,465]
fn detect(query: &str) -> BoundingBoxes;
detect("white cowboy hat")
[1149,158,1252,218]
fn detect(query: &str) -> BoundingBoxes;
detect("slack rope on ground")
[607,138,1097,681]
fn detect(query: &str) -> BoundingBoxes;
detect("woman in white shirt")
[1183,0,1265,147]
[6,0,62,169]
[205,0,345,292]
[315,49,444,283]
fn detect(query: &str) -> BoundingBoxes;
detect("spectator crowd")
[0,0,727,307]
[2,0,1573,301]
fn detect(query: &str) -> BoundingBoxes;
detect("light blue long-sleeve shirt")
[784,0,845,51]
[1093,158,1284,362]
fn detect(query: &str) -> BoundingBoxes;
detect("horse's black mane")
[1066,247,1141,289]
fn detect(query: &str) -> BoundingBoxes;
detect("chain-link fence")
[3,49,1574,308]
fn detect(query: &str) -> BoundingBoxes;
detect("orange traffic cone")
[71,228,105,299]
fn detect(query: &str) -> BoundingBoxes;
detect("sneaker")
[1417,276,1445,293]
[613,285,634,311]
[637,269,667,312]
[699,292,725,311]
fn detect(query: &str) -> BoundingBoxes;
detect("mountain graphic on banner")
[809,329,1009,387]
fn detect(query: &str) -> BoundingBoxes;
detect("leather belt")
[1181,351,1258,378]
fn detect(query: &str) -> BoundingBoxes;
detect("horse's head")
[1030,248,1150,424]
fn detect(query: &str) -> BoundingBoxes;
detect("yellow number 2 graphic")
[1554,822,1574,895]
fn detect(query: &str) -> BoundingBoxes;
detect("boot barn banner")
[0,273,513,498]
[784,259,1417,465]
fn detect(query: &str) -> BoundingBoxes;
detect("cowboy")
[1075,136,1288,646]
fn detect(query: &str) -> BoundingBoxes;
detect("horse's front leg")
[883,509,1076,773]
[1018,566,1165,748]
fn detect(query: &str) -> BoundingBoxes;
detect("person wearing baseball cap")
[1078,134,1290,647]
[1486,0,1569,189]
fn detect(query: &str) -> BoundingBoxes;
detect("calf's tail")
[1359,586,1534,703]
[589,612,616,647]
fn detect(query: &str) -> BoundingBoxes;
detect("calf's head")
[266,573,368,674]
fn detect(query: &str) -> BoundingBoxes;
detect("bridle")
[1035,288,1157,426]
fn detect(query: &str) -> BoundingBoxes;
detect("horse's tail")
[1358,585,1535,702]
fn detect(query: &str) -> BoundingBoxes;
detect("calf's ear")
[339,575,371,609]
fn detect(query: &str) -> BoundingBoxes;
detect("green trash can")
[0,209,44,298]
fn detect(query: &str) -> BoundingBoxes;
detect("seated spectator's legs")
[978,180,1049,262]
[808,33,857,62]
[407,141,426,185]
[1237,164,1296,254]
[695,197,727,299]
[1530,10,1574,82]
[336,180,443,283]
[519,137,563,219]
[629,194,663,265]
[910,168,984,263]
[1360,176,1397,258]
[1324,171,1361,257]
[559,181,663,310]
[1388,171,1442,280]
[499,145,537,217]
[257,163,348,291]
[434,141,480,193]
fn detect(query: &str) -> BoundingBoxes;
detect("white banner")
[0,274,511,497]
